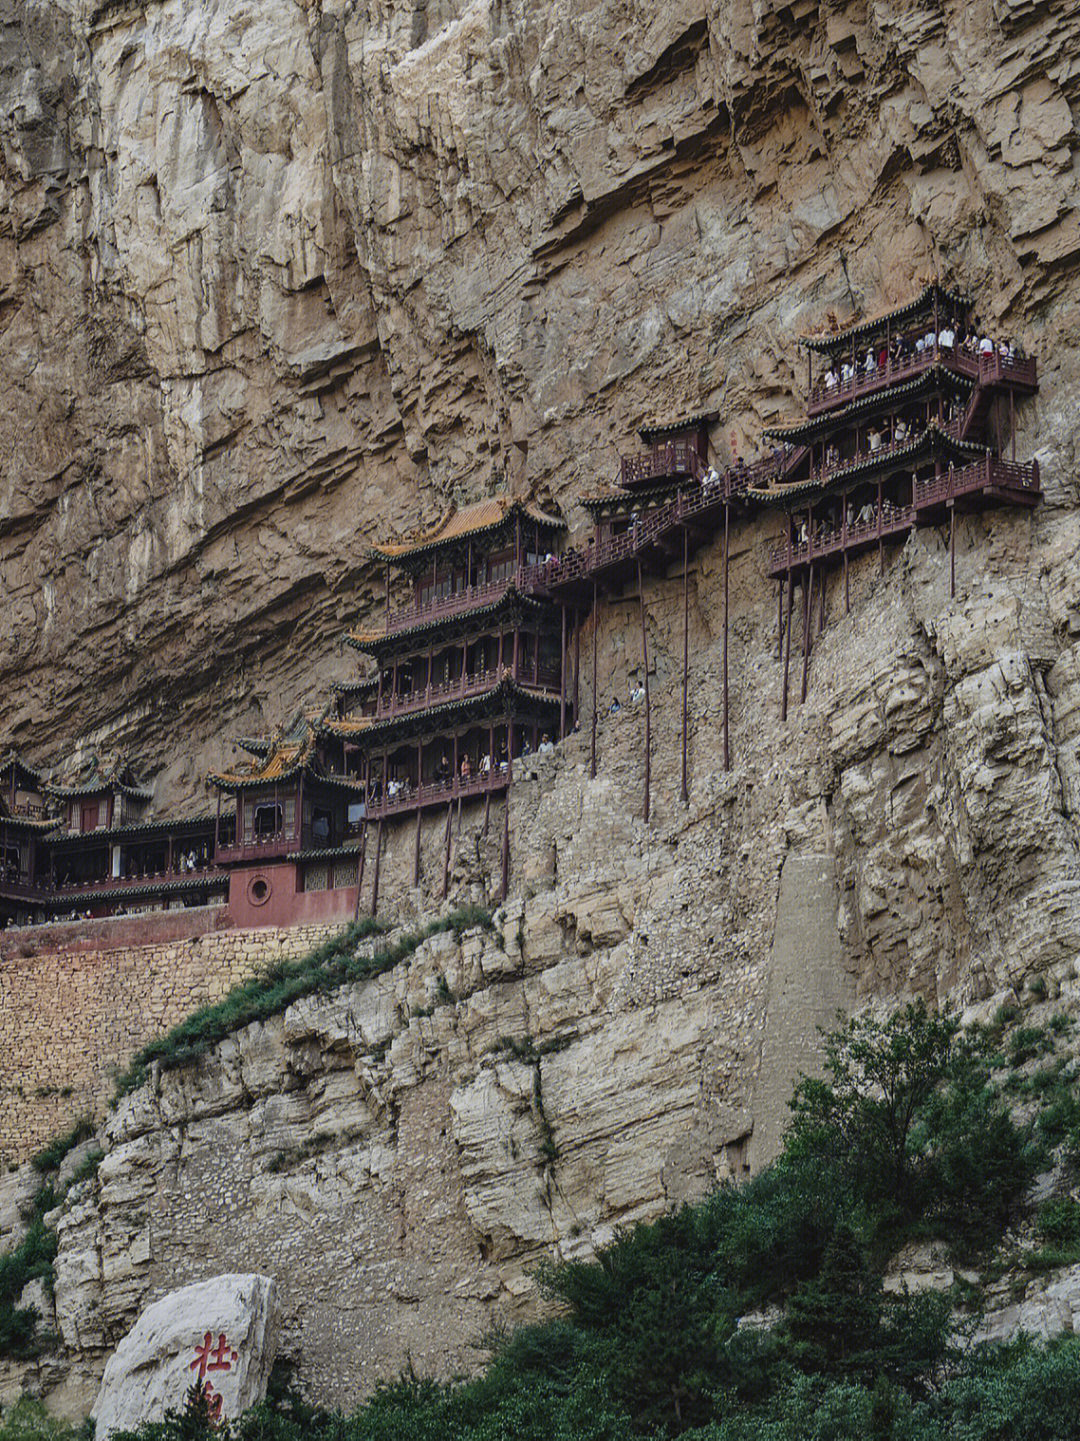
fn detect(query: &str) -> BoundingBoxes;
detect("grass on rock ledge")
[113,904,493,1099]
[0,906,493,1362]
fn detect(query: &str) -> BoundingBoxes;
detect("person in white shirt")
[538,734,555,755]
[868,428,882,452]
[841,361,854,384]
[825,368,838,391]
[938,326,955,350]
[979,335,995,356]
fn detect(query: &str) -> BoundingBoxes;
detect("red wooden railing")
[368,664,561,721]
[53,865,225,895]
[807,348,1036,415]
[362,768,511,822]
[620,440,703,487]
[214,833,299,866]
[767,456,1039,575]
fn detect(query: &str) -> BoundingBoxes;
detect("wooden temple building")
[0,284,1043,931]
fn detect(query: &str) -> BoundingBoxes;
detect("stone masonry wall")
[0,916,345,1165]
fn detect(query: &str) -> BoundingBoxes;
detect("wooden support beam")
[722,500,730,772]
[949,501,956,598]
[590,580,599,778]
[681,525,689,805]
[573,608,581,721]
[354,821,368,919]
[559,605,568,739]
[800,565,814,705]
[441,801,453,899]
[819,560,826,635]
[781,569,794,722]
[413,807,422,888]
[500,790,510,901]
[370,820,383,916]
[638,558,652,823]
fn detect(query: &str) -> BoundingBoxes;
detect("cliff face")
[7,0,1080,1417]
[3,0,1080,792]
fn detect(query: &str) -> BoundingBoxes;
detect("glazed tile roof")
[764,366,976,444]
[638,412,718,443]
[48,753,152,801]
[802,283,970,353]
[345,587,549,654]
[318,675,561,746]
[209,723,364,793]
[368,498,564,561]
[0,752,45,790]
[747,425,985,505]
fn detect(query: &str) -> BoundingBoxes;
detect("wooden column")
[800,565,814,705]
[681,526,689,804]
[590,580,599,778]
[353,819,368,921]
[949,501,956,598]
[877,480,884,575]
[370,820,383,916]
[1011,385,1016,462]
[573,608,581,721]
[722,501,730,772]
[500,722,513,900]
[819,561,826,635]
[559,607,568,739]
[638,559,651,823]
[842,499,850,614]
[214,790,222,858]
[441,801,453,899]
[781,566,794,722]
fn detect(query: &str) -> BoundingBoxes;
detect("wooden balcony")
[215,833,298,866]
[52,865,226,896]
[0,876,52,904]
[766,456,1039,577]
[806,348,1037,416]
[362,768,511,822]
[619,440,703,487]
[369,664,561,722]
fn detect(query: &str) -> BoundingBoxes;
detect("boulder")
[92,1275,277,1439]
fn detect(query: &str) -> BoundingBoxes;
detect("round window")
[247,875,272,907]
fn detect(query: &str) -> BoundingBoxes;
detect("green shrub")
[31,1119,95,1176]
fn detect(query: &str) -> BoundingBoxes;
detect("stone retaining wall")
[0,915,345,1164]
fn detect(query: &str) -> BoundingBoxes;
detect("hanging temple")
[0,284,1041,930]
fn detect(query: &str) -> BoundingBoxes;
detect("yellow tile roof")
[369,498,563,560]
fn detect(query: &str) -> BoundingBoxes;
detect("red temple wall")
[226,864,359,930]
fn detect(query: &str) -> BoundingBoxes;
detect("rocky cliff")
[6,0,1080,1420]
[4,0,1080,790]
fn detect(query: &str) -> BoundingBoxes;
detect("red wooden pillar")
[441,801,453,899]
[590,581,599,778]
[638,559,651,823]
[353,819,368,921]
[801,565,814,705]
[370,820,383,916]
[949,502,956,598]
[781,564,794,723]
[559,606,568,739]
[573,608,581,722]
[877,480,884,575]
[722,501,730,772]
[681,526,689,804]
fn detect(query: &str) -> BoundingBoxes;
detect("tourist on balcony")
[631,681,645,705]
[864,349,877,374]
[539,733,555,755]
[868,427,882,453]
[480,750,492,775]
[825,443,839,469]
[894,416,908,442]
[460,755,472,781]
[435,754,451,785]
[877,345,888,369]
[498,742,509,770]
[939,324,955,351]
[608,696,621,716]
[798,520,808,546]
[824,367,838,391]
[979,334,995,357]
[841,360,854,385]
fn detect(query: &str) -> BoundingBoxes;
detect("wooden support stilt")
[573,608,581,722]
[353,820,368,920]
[413,808,422,887]
[877,481,884,576]
[781,567,794,722]
[722,501,730,772]
[638,559,651,823]
[949,502,956,598]
[801,565,814,705]
[559,605,568,739]
[483,789,491,836]
[500,791,510,901]
[590,580,599,779]
[1011,385,1016,462]
[370,820,383,916]
[441,801,453,899]
[819,561,826,635]
[681,525,689,804]
[777,572,784,660]
[843,539,850,614]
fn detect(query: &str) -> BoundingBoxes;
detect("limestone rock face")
[3,0,1080,790]
[91,1275,277,1440]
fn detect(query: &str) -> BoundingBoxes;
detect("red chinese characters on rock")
[190,1331,240,1422]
